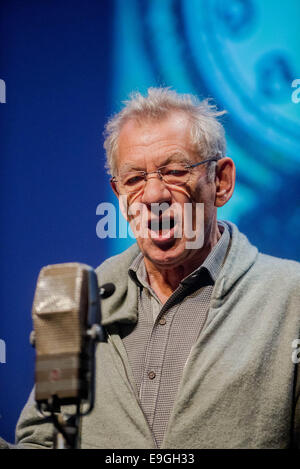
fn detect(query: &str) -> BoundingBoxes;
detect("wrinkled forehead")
[116,111,197,170]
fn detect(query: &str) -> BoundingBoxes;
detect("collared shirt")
[121,222,231,448]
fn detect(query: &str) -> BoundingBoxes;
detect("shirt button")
[158,317,166,325]
[148,371,156,380]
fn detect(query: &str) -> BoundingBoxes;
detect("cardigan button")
[148,371,156,380]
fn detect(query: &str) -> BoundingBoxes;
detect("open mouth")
[148,216,176,232]
[147,215,179,246]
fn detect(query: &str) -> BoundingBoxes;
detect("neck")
[144,221,222,303]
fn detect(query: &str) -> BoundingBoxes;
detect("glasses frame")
[111,156,221,194]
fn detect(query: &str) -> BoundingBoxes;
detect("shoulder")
[218,222,300,302]
[95,243,140,280]
[256,252,300,276]
[253,252,300,291]
[224,221,300,284]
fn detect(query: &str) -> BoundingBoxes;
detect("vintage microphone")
[29,263,115,449]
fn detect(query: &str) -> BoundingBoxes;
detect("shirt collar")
[129,252,149,289]
[197,220,231,283]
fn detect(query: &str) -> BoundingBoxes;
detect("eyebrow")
[119,153,191,173]
[160,153,191,166]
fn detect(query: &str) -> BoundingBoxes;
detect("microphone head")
[32,263,97,404]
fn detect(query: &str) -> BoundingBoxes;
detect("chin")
[141,239,188,268]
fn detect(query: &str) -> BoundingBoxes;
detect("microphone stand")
[52,402,81,449]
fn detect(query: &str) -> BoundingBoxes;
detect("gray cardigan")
[1,221,300,448]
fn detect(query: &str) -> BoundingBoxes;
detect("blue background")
[0,0,299,443]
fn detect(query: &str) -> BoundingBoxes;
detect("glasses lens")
[119,171,145,193]
[117,164,190,193]
[160,164,190,186]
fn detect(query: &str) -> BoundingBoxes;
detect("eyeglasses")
[111,157,220,194]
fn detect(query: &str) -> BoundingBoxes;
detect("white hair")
[103,87,227,180]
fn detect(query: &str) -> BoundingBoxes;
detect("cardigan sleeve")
[14,388,54,449]
[292,362,300,448]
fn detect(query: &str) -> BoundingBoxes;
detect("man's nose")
[140,174,172,205]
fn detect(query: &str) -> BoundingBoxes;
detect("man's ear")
[110,179,119,199]
[214,157,236,207]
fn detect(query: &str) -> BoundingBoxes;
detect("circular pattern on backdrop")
[135,0,300,258]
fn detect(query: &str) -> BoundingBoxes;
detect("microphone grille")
[32,263,89,356]
[32,263,92,402]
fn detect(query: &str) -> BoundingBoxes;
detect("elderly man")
[2,88,300,449]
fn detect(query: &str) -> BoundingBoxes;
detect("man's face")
[115,112,218,270]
